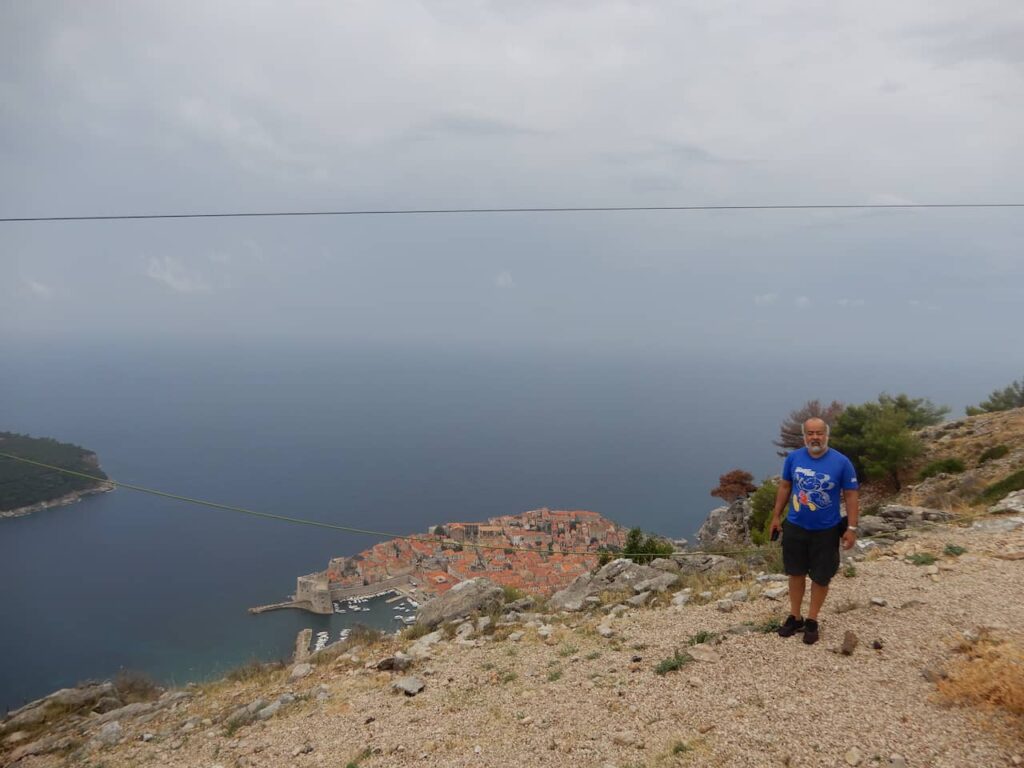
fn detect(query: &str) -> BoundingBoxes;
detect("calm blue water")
[0,340,1004,710]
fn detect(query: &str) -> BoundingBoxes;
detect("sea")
[0,339,1006,711]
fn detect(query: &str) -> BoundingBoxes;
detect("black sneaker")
[802,618,820,645]
[777,615,805,637]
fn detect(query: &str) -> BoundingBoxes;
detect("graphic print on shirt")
[791,466,836,512]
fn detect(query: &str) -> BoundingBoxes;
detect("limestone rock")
[715,600,735,613]
[878,504,951,526]
[97,721,124,746]
[858,516,898,537]
[989,490,1024,515]
[649,558,681,573]
[374,652,412,672]
[762,586,788,601]
[687,645,720,663]
[550,559,668,612]
[845,746,863,766]
[289,663,312,681]
[225,699,266,730]
[672,553,742,576]
[633,572,679,594]
[972,516,1024,532]
[416,578,504,629]
[627,591,652,608]
[408,630,443,659]
[393,676,425,696]
[696,497,753,549]
[671,590,692,607]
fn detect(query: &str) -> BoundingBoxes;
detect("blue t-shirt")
[782,447,858,530]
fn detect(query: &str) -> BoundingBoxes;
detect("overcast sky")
[2,1,1022,363]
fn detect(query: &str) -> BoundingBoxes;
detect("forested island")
[0,432,112,517]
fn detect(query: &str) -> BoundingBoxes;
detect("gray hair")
[801,419,831,437]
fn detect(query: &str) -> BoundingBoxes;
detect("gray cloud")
[0,1,1021,365]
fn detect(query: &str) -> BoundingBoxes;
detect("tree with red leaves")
[710,469,757,502]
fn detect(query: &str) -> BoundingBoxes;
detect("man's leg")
[788,575,806,619]
[807,581,829,620]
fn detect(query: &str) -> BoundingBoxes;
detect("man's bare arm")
[843,488,860,528]
[769,480,792,534]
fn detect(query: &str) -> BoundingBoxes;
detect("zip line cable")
[2,202,1024,224]
[0,451,1000,562]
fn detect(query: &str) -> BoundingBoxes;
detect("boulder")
[408,630,443,659]
[93,701,156,725]
[990,490,1024,516]
[695,498,753,549]
[858,517,898,537]
[633,572,679,594]
[225,699,266,730]
[627,591,652,608]
[878,504,951,526]
[1,682,117,735]
[671,553,741,575]
[416,578,505,629]
[649,558,681,573]
[549,559,668,612]
[289,663,312,681]
[392,677,425,696]
[96,721,124,746]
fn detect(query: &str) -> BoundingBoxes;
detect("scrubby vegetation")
[654,649,693,675]
[980,470,1024,504]
[749,478,779,545]
[937,634,1024,721]
[831,393,948,489]
[966,376,1024,416]
[0,432,109,511]
[919,458,966,480]
[622,527,675,564]
[978,445,1010,465]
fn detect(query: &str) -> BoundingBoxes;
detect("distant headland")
[0,432,114,519]
[254,508,630,614]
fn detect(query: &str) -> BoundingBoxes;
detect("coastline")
[0,483,116,520]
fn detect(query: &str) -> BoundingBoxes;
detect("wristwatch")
[847,526,859,533]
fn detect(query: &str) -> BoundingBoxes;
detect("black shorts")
[781,519,843,586]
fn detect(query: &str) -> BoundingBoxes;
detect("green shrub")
[978,445,1010,465]
[966,377,1024,415]
[749,478,779,546]
[907,553,937,566]
[756,617,783,633]
[843,563,857,578]
[919,458,966,480]
[654,649,693,676]
[944,544,967,557]
[622,527,675,564]
[831,394,945,489]
[672,741,692,754]
[547,668,563,682]
[687,630,718,646]
[501,585,525,603]
[980,470,1024,503]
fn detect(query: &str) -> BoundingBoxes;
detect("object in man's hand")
[770,528,780,542]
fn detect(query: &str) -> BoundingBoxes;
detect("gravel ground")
[14,522,1024,768]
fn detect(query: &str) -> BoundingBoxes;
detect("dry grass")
[936,635,1024,723]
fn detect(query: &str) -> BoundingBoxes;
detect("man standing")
[769,417,859,644]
